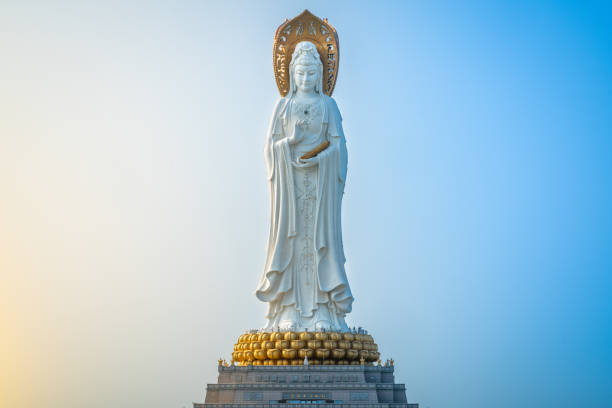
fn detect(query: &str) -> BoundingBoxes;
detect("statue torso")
[288,97,324,156]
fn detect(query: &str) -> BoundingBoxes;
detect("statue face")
[294,63,319,93]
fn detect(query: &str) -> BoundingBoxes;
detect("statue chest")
[289,99,324,151]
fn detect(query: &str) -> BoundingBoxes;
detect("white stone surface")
[256,42,353,332]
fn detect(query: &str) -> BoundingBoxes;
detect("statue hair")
[288,41,324,97]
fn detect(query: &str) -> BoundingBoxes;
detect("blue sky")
[1,1,611,407]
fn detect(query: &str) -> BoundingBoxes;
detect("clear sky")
[1,1,611,408]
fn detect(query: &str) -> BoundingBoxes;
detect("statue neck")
[294,89,319,99]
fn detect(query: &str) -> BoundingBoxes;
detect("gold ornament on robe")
[273,9,340,97]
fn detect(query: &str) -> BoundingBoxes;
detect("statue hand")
[296,156,319,168]
[289,120,306,145]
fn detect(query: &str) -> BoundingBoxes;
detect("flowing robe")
[256,94,353,331]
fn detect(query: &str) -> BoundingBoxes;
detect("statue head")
[289,41,323,95]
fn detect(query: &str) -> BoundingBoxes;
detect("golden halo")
[273,10,340,97]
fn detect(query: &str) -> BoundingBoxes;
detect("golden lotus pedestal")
[193,330,419,408]
[231,330,381,367]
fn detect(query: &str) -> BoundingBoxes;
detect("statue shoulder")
[273,97,290,113]
[323,94,337,106]
[268,98,289,137]
[324,95,342,121]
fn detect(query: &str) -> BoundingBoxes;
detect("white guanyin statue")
[255,41,353,332]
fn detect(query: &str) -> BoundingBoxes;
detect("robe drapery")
[256,94,353,331]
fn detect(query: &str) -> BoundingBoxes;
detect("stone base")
[194,364,418,408]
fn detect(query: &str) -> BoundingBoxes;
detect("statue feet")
[264,303,351,332]
[277,305,299,330]
[313,305,333,331]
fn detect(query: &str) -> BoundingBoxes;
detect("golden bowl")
[309,359,321,365]
[315,349,330,359]
[282,349,297,359]
[343,333,355,341]
[291,359,302,366]
[277,359,288,366]
[350,361,360,365]
[314,332,328,341]
[368,351,380,362]
[267,349,281,360]
[346,349,358,360]
[253,349,267,360]
[337,340,350,350]
[275,340,290,349]
[329,332,342,341]
[307,340,322,350]
[298,349,314,359]
[262,341,275,350]
[362,334,374,343]
[248,334,258,342]
[323,340,338,349]
[299,332,314,341]
[290,340,306,349]
[270,332,283,341]
[233,351,244,362]
[250,341,261,350]
[259,332,270,341]
[351,341,363,350]
[322,359,335,365]
[284,332,299,341]
[337,360,349,365]
[244,350,254,361]
[359,350,370,360]
[331,349,346,359]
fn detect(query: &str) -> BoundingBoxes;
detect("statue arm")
[327,97,348,184]
[264,98,287,180]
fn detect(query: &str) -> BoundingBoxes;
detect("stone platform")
[194,363,418,408]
